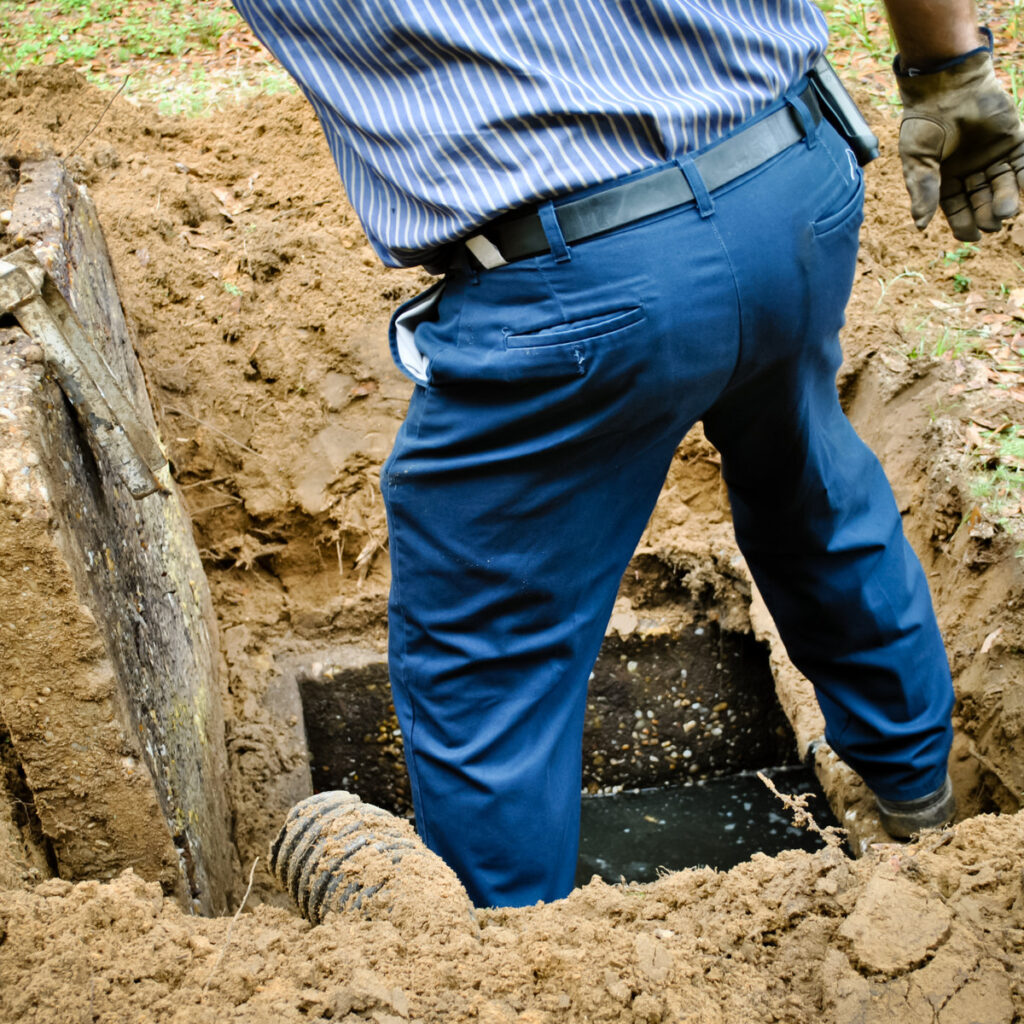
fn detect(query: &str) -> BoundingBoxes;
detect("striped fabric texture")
[232,1,828,267]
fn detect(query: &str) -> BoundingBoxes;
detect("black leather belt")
[464,84,821,269]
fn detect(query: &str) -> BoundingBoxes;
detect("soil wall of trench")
[0,69,1023,1023]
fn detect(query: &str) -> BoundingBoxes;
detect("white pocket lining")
[395,288,442,383]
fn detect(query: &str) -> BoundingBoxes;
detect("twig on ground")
[164,406,264,457]
[179,475,231,489]
[191,500,241,516]
[201,857,258,994]
[757,771,847,849]
[68,76,130,157]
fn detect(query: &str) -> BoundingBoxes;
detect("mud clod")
[838,872,953,975]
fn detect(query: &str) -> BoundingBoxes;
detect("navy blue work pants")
[380,108,954,908]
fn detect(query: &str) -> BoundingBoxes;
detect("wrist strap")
[894,26,993,78]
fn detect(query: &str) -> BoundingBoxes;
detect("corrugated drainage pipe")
[270,790,477,937]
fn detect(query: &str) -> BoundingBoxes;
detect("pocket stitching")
[504,304,645,350]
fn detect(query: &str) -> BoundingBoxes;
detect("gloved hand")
[896,37,1024,241]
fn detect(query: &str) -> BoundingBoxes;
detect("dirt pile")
[2,812,1022,1023]
[2,66,1024,1022]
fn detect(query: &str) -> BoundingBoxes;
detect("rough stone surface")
[0,160,233,912]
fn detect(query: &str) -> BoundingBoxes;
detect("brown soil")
[1,68,1024,1022]
[2,815,1022,1023]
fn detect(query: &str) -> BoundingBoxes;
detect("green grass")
[934,243,979,296]
[815,0,894,61]
[1,0,235,70]
[0,0,295,114]
[149,64,295,118]
[931,328,970,359]
[904,315,987,362]
[1009,63,1024,117]
[968,425,1024,542]
[942,244,980,266]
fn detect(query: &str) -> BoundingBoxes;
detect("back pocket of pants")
[429,302,647,386]
[504,305,645,349]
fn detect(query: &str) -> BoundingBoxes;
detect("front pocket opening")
[811,170,865,237]
[394,287,444,382]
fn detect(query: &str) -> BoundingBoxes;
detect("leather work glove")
[895,34,1024,241]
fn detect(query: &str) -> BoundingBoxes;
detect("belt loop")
[675,156,715,218]
[786,84,818,149]
[538,201,572,263]
[446,245,480,285]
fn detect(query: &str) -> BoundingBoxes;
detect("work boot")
[875,774,956,839]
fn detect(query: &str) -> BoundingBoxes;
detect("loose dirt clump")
[2,67,1024,1021]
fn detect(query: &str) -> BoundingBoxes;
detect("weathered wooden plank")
[0,247,166,497]
[0,160,233,912]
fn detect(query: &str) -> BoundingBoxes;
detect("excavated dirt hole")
[583,622,793,792]
[0,727,55,877]
[287,556,838,883]
[294,615,798,817]
[575,766,835,885]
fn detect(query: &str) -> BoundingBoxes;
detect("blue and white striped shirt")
[232,1,828,267]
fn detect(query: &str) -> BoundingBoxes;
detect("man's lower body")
[380,103,954,908]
